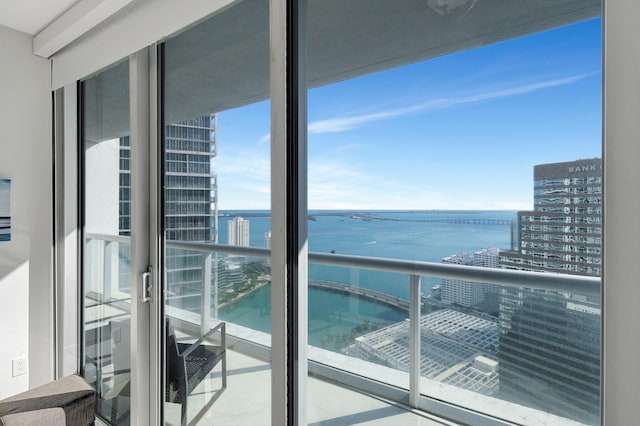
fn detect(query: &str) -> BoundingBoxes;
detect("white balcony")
[85,234,599,425]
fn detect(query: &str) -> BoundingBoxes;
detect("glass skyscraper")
[498,159,601,424]
[501,159,602,276]
[119,115,218,313]
[165,115,218,313]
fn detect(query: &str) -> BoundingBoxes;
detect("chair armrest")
[177,322,225,358]
[0,407,66,426]
[0,375,95,426]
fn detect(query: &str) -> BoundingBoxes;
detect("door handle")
[141,267,152,303]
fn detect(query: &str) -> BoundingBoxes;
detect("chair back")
[165,319,184,388]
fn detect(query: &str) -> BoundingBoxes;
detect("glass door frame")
[151,1,306,422]
[58,2,305,420]
[128,47,154,426]
[73,48,155,426]
[68,14,307,421]
[148,44,163,426]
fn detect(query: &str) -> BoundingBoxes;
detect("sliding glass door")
[80,59,133,425]
[80,51,153,426]
[78,3,275,423]
[160,2,272,425]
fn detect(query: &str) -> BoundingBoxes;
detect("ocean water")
[219,210,515,298]
[219,285,408,348]
[218,210,516,349]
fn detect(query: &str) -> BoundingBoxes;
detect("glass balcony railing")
[84,233,600,426]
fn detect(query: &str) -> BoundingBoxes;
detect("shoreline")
[219,279,411,313]
[218,279,270,309]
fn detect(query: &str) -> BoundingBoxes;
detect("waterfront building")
[265,230,272,249]
[441,248,500,307]
[475,247,500,269]
[228,216,250,246]
[498,158,601,424]
[265,230,272,266]
[217,260,245,295]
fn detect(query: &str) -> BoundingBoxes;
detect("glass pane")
[81,59,131,425]
[306,1,601,424]
[161,1,270,424]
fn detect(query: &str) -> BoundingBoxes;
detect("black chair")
[166,320,227,426]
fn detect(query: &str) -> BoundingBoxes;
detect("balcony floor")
[165,349,450,426]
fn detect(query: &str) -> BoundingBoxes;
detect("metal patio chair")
[166,320,227,426]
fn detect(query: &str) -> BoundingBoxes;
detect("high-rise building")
[165,115,218,243]
[501,159,602,276]
[228,216,250,247]
[475,247,500,269]
[118,137,131,237]
[119,115,218,312]
[164,115,218,313]
[441,247,500,307]
[264,230,272,249]
[118,137,132,291]
[498,159,601,424]
[509,218,518,251]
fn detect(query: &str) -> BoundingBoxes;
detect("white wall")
[0,25,52,398]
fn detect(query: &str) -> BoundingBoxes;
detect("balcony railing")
[84,233,601,425]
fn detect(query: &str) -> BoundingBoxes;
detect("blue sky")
[215,18,602,210]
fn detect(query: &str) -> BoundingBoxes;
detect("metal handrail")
[167,240,601,297]
[85,232,131,244]
[85,233,600,296]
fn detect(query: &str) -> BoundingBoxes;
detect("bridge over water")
[310,280,409,311]
[419,218,511,225]
[308,213,512,226]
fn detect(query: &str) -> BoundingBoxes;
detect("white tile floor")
[166,349,451,426]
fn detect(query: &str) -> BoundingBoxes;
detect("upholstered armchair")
[0,375,96,426]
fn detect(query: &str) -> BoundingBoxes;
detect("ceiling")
[83,0,600,143]
[0,0,80,35]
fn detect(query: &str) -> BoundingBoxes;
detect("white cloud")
[216,148,534,210]
[214,71,596,209]
[214,144,271,209]
[308,159,467,210]
[308,72,598,134]
[308,159,372,208]
[259,133,270,144]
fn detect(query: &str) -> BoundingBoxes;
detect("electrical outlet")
[12,357,27,377]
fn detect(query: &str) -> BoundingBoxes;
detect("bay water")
[218,210,516,347]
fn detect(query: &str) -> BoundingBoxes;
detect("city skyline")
[214,18,601,210]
